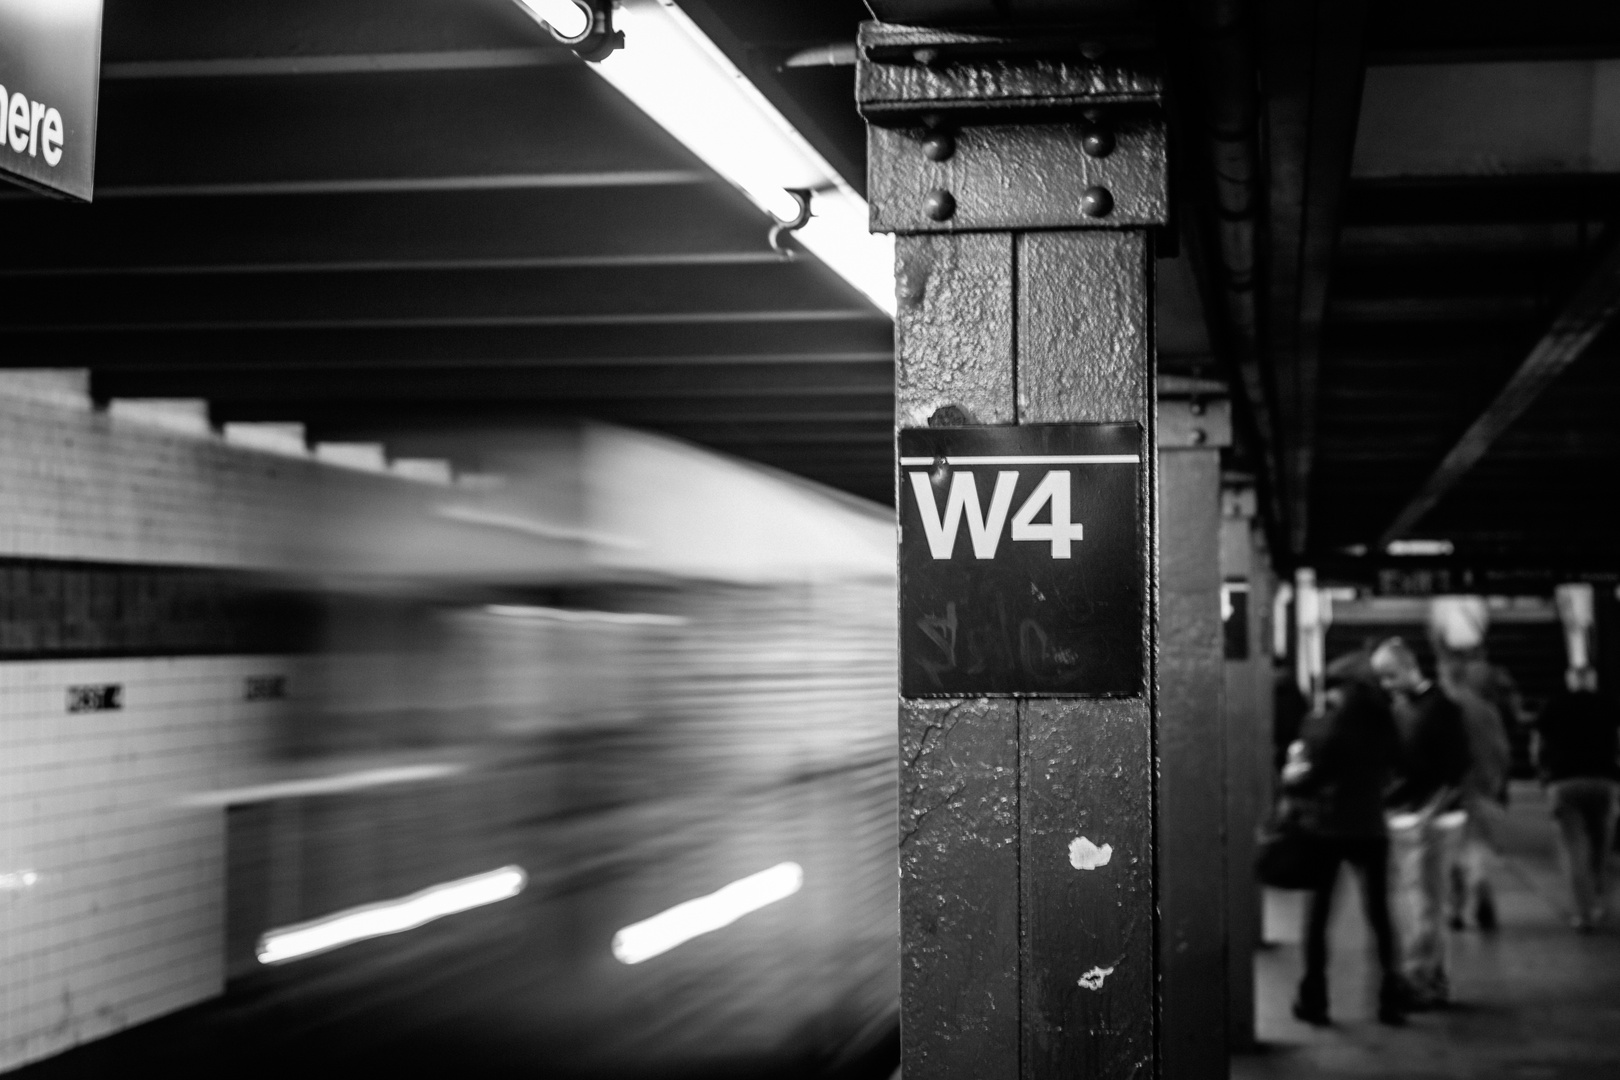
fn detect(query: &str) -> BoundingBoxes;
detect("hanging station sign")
[0,0,102,200]
[899,423,1144,698]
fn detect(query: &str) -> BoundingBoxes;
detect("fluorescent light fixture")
[1386,538,1455,557]
[611,861,803,964]
[513,0,591,39]
[257,865,527,964]
[591,0,895,316]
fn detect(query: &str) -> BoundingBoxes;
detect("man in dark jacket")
[1536,666,1620,930]
[1288,676,1407,1026]
[1372,637,1471,1008]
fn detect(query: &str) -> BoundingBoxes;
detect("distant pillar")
[1160,384,1233,1077]
[860,18,1167,1078]
[1219,479,1270,1050]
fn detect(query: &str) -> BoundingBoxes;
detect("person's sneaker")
[1291,997,1330,1026]
[1378,975,1411,1027]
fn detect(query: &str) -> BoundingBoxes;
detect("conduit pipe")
[1179,0,1286,552]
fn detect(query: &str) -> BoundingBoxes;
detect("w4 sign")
[898,423,1143,698]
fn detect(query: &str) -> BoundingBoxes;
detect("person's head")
[1371,637,1425,697]
[1566,666,1598,693]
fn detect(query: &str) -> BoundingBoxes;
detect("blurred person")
[1535,665,1620,930]
[1372,637,1471,1008]
[1436,651,1513,931]
[1285,676,1408,1027]
[1275,665,1311,771]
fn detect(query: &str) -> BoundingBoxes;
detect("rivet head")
[1081,127,1115,159]
[1080,186,1114,218]
[922,132,955,162]
[913,47,940,67]
[1190,428,1207,445]
[924,189,956,222]
[1189,399,1205,416]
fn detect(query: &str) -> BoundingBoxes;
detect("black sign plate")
[899,423,1143,697]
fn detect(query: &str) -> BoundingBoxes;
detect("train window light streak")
[612,861,804,965]
[483,604,689,626]
[256,866,528,965]
[592,0,897,317]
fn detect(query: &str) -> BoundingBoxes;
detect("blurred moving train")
[0,376,898,1079]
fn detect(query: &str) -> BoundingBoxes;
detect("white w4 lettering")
[909,469,1084,560]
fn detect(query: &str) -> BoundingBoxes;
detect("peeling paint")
[1078,964,1116,991]
[1068,836,1113,870]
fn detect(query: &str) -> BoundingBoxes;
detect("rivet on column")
[924,189,956,222]
[1081,186,1114,218]
[923,132,955,162]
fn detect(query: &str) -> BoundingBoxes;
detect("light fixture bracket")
[524,0,623,62]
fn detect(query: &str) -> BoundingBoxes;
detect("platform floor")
[1235,782,1620,1080]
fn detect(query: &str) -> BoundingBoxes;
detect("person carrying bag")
[1261,675,1409,1027]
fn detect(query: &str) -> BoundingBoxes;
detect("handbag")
[1255,793,1331,890]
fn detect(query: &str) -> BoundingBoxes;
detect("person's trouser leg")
[1392,809,1456,1002]
[1299,846,1341,1015]
[1460,798,1502,927]
[1348,835,1397,975]
[1584,780,1618,917]
[1551,780,1598,925]
[1347,835,1404,1019]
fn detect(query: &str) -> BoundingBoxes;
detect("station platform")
[1236,782,1620,1080]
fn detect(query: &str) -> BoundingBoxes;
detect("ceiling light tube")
[513,0,591,40]
[588,0,895,317]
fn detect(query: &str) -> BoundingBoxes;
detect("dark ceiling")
[4,0,1620,578]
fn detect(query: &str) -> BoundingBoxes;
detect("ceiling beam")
[1378,231,1620,545]
[0,171,705,201]
[101,47,571,80]
[0,186,769,273]
[1264,0,1369,555]
[0,323,894,366]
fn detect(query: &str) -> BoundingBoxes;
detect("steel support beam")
[1379,231,1620,546]
[1218,480,1271,1050]
[861,22,1164,1078]
[1264,0,1370,555]
[1159,391,1232,1079]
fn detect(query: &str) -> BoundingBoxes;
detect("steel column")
[863,25,1166,1079]
[1159,394,1231,1078]
[1219,482,1267,1050]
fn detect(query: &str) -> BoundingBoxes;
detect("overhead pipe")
[1174,0,1288,557]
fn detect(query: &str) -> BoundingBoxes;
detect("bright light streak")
[593,0,895,316]
[1386,538,1455,557]
[177,764,467,807]
[484,604,688,626]
[0,870,39,890]
[257,866,527,965]
[612,861,803,965]
[512,0,590,39]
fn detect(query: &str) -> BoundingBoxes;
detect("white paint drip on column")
[1078,964,1116,991]
[1068,836,1113,870]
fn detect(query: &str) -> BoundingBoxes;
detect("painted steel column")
[1159,393,1231,1078]
[1220,481,1265,1050]
[860,26,1167,1080]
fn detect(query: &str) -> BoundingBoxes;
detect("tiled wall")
[0,655,292,1071]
